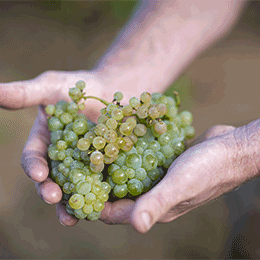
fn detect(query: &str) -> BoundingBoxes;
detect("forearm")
[94,0,246,101]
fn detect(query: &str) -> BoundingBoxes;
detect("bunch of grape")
[45,80,195,221]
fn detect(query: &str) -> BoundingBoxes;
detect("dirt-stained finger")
[56,201,79,227]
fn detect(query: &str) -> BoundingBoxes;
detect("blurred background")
[0,0,260,258]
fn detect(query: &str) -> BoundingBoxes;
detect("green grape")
[91,183,102,196]
[119,122,133,136]
[63,182,71,194]
[73,119,88,135]
[122,105,133,116]
[93,137,106,150]
[163,157,175,168]
[114,137,125,149]
[127,179,143,196]
[170,115,182,128]
[179,110,193,127]
[166,106,178,119]
[97,191,109,202]
[142,176,152,192]
[66,202,74,215]
[78,103,85,111]
[85,176,94,184]
[154,121,167,135]
[156,151,166,166]
[135,168,147,181]
[98,114,109,124]
[55,172,68,186]
[142,153,158,171]
[84,131,96,143]
[75,80,86,91]
[90,151,104,165]
[95,123,108,137]
[136,105,148,119]
[50,130,63,144]
[113,184,128,198]
[63,131,78,144]
[76,181,92,195]
[48,117,64,132]
[63,156,74,167]
[74,208,88,219]
[69,168,86,184]
[51,167,59,179]
[55,100,68,111]
[140,92,152,104]
[54,108,64,118]
[74,113,88,122]
[67,102,79,116]
[64,122,73,132]
[77,138,91,151]
[104,143,119,158]
[83,166,92,176]
[104,129,117,143]
[83,204,93,214]
[171,140,185,155]
[114,91,123,102]
[48,144,59,161]
[65,148,74,157]
[133,124,147,137]
[111,108,124,121]
[158,133,171,146]
[57,150,66,161]
[148,106,160,119]
[84,192,96,205]
[69,194,85,210]
[112,169,128,185]
[121,137,133,152]
[90,162,104,173]
[69,87,82,102]
[125,167,135,179]
[60,112,73,125]
[143,149,156,156]
[151,92,163,101]
[106,118,117,130]
[93,200,104,212]
[87,211,101,221]
[165,121,180,138]
[125,153,142,169]
[106,103,117,114]
[45,104,55,116]
[135,138,148,150]
[129,97,141,109]
[157,103,167,117]
[147,168,160,181]
[73,148,81,161]
[160,145,174,159]
[183,125,195,139]
[70,160,84,170]
[106,176,116,189]
[126,116,137,128]
[125,147,137,156]
[128,133,138,144]
[114,153,126,167]
[148,140,160,152]
[101,182,111,194]
[56,140,68,150]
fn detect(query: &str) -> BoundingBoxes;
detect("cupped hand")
[0,70,107,226]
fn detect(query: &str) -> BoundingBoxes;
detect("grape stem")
[83,96,110,106]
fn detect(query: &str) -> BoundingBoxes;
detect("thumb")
[130,178,174,233]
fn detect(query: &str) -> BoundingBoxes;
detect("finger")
[0,71,67,109]
[56,201,79,227]
[21,105,50,182]
[35,178,62,204]
[130,177,175,233]
[99,199,135,224]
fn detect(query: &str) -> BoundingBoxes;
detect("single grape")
[121,137,133,152]
[70,160,84,170]
[142,176,152,192]
[69,194,85,210]
[69,168,86,184]
[91,183,102,196]
[45,104,55,116]
[148,140,161,152]
[74,208,88,219]
[77,138,91,151]
[90,162,104,173]
[125,167,135,179]
[179,110,193,127]
[48,144,59,161]
[84,192,96,204]
[97,191,109,202]
[50,130,63,144]
[63,156,74,167]
[140,92,152,104]
[160,144,174,159]
[125,153,142,169]
[87,211,101,221]
[157,103,167,117]
[93,200,104,212]
[65,148,74,157]
[133,124,147,137]
[84,131,96,143]
[78,102,86,111]
[129,97,141,109]
[106,103,118,114]
[136,105,148,119]
[104,143,119,158]
[112,169,128,185]
[119,122,133,136]
[122,105,133,117]
[106,118,117,130]
[113,184,128,198]
[90,151,104,165]
[114,153,126,167]
[115,137,125,149]
[63,131,78,144]
[111,108,124,121]
[73,119,88,135]
[98,114,109,124]
[155,151,166,166]
[128,133,138,144]
[57,150,66,161]
[147,168,160,181]
[48,117,64,132]
[158,133,172,146]
[93,136,106,150]
[73,148,81,161]
[127,179,143,196]
[183,125,195,139]
[76,181,92,195]
[148,106,160,119]
[142,153,158,171]
[67,102,78,116]
[94,123,108,137]
[83,204,93,214]
[101,182,111,194]
[69,87,82,102]
[154,121,167,135]
[135,168,147,181]
[55,172,68,186]
[104,129,117,143]
[75,80,86,91]
[126,116,137,128]
[113,91,123,102]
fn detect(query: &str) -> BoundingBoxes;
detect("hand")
[0,70,107,226]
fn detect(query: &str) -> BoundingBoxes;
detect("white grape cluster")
[45,81,195,221]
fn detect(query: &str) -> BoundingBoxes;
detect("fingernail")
[141,211,152,231]
[42,197,51,205]
[59,219,66,227]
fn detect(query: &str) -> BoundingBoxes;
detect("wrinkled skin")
[1,70,251,233]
